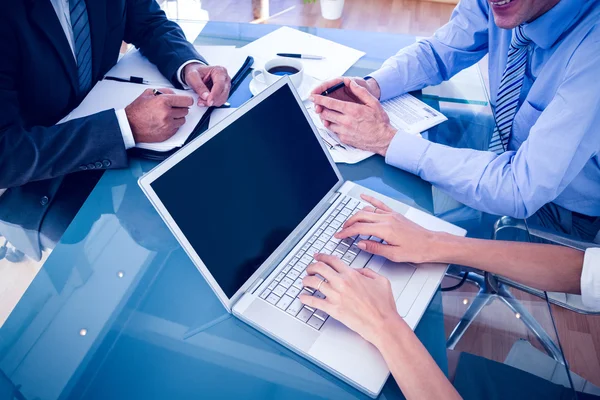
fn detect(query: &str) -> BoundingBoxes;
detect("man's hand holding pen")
[310,77,395,156]
[125,88,193,144]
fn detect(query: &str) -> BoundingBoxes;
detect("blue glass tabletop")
[0,20,573,400]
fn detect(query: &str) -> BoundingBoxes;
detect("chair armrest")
[493,216,596,251]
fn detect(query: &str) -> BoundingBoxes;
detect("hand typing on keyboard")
[334,194,440,264]
[299,253,398,345]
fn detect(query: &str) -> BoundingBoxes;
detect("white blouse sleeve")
[581,247,600,310]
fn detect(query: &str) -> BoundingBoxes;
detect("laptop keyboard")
[259,195,381,330]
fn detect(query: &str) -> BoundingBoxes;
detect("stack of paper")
[382,94,448,135]
[107,46,247,85]
[62,45,249,152]
[304,93,447,164]
[305,103,374,164]
[60,80,208,152]
[241,26,365,82]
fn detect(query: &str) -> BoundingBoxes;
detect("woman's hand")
[336,194,442,264]
[300,253,402,345]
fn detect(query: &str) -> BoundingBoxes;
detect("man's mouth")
[490,0,514,6]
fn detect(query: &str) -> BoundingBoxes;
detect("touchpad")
[377,261,416,300]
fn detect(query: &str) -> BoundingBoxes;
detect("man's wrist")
[367,78,382,100]
[377,125,398,157]
[115,108,136,149]
[178,60,206,88]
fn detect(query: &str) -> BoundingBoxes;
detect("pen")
[105,75,148,84]
[277,53,324,60]
[321,76,373,96]
[153,88,231,108]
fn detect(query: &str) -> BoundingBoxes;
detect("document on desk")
[305,94,446,164]
[241,26,365,81]
[305,103,374,164]
[106,46,248,86]
[382,94,447,135]
[61,80,208,152]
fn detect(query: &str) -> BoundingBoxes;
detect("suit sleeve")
[123,0,207,89]
[0,17,129,189]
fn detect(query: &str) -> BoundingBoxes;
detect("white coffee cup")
[251,58,304,87]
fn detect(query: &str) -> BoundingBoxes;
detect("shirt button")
[95,161,103,169]
[40,196,49,206]
[102,160,111,168]
[87,163,95,170]
[79,165,88,171]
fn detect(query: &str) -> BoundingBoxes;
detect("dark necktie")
[70,0,93,94]
[488,25,532,154]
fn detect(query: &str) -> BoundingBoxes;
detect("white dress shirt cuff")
[384,130,431,175]
[581,247,600,310]
[369,66,405,102]
[115,109,136,149]
[177,60,207,88]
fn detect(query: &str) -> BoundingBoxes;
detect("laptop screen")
[150,84,339,298]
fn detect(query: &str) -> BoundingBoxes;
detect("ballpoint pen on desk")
[277,53,325,60]
[320,76,373,96]
[152,88,231,108]
[105,75,149,84]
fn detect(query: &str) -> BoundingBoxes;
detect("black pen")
[321,76,373,96]
[153,88,231,108]
[277,53,324,60]
[105,75,148,84]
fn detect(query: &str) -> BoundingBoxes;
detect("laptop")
[139,77,466,398]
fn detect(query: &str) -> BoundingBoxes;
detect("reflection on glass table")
[0,20,586,399]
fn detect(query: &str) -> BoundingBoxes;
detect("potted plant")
[304,0,345,21]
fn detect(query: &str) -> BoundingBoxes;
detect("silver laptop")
[139,77,466,398]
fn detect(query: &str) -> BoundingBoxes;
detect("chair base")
[445,271,565,364]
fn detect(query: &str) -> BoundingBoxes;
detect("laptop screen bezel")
[138,77,344,312]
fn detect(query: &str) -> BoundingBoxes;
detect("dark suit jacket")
[0,0,205,260]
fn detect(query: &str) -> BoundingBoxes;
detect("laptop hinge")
[249,278,264,294]
[329,191,341,204]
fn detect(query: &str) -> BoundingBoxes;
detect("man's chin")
[491,12,521,29]
[490,0,525,29]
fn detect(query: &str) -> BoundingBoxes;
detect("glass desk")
[0,21,576,399]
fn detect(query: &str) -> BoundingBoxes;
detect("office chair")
[445,216,600,364]
[0,237,25,263]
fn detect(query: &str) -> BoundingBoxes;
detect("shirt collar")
[523,0,582,49]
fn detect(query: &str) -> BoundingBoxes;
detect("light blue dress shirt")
[370,0,600,219]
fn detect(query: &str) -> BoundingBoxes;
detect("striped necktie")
[488,25,531,154]
[70,0,93,94]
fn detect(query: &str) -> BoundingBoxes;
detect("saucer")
[249,73,320,101]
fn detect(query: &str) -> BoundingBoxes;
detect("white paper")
[194,46,248,80]
[106,46,247,87]
[241,27,365,82]
[106,49,173,87]
[305,103,374,164]
[382,94,447,135]
[208,108,236,129]
[61,80,208,152]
